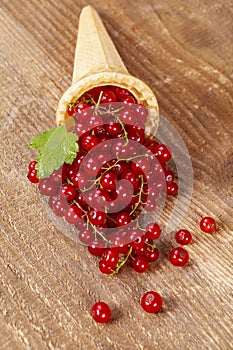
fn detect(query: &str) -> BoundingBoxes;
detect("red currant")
[91,302,111,323]
[27,169,39,183]
[145,247,159,262]
[145,223,161,240]
[74,102,89,114]
[131,157,150,175]
[79,134,99,152]
[165,169,175,183]
[121,96,136,105]
[105,122,122,137]
[116,212,132,227]
[166,182,178,195]
[200,216,217,233]
[169,247,189,266]
[65,205,83,224]
[101,90,117,103]
[28,160,37,170]
[175,229,192,245]
[141,291,162,313]
[78,229,94,245]
[132,256,148,273]
[115,87,132,100]
[67,105,74,116]
[99,259,115,274]
[155,144,171,163]
[121,169,140,193]
[60,183,76,201]
[102,249,119,268]
[88,208,106,226]
[100,171,117,191]
[38,178,58,196]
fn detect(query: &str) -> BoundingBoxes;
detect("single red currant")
[80,134,99,152]
[101,90,117,103]
[67,105,74,116]
[88,208,106,226]
[74,102,89,114]
[116,212,132,227]
[145,223,161,240]
[60,183,76,201]
[175,229,192,245]
[145,247,159,262]
[169,247,189,266]
[102,249,119,267]
[65,205,83,224]
[141,291,163,313]
[38,178,58,196]
[99,259,115,274]
[88,241,106,256]
[91,302,112,323]
[27,169,39,183]
[155,144,171,163]
[100,171,117,191]
[115,87,132,100]
[132,256,149,273]
[78,229,94,245]
[200,216,217,233]
[28,160,37,170]
[166,182,178,196]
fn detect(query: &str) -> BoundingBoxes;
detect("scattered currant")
[91,302,112,323]
[200,216,217,233]
[175,229,192,245]
[169,247,189,267]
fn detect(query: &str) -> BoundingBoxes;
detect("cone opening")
[56,72,159,136]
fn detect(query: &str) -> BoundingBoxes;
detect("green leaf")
[29,125,79,178]
[29,128,57,151]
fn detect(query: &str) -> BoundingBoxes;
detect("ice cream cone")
[56,5,159,136]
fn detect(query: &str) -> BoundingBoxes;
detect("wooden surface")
[0,1,233,349]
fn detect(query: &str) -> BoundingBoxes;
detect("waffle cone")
[56,6,159,136]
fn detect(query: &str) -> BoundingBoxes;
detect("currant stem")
[109,245,133,276]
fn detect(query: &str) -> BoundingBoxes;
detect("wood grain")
[0,1,232,349]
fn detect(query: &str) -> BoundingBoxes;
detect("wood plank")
[0,0,232,349]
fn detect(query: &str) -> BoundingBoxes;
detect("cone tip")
[81,5,97,16]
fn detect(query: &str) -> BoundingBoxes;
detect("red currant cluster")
[27,85,218,323]
[28,85,179,275]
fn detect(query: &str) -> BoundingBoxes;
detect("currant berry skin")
[132,256,149,273]
[166,182,178,196]
[99,259,115,274]
[100,171,117,191]
[80,134,99,152]
[141,291,162,313]
[102,249,119,268]
[175,229,192,245]
[60,183,76,201]
[28,160,37,170]
[155,144,171,163]
[169,247,189,267]
[200,216,217,233]
[27,169,39,183]
[88,208,106,226]
[91,302,112,323]
[145,223,161,240]
[116,212,132,227]
[65,205,83,224]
